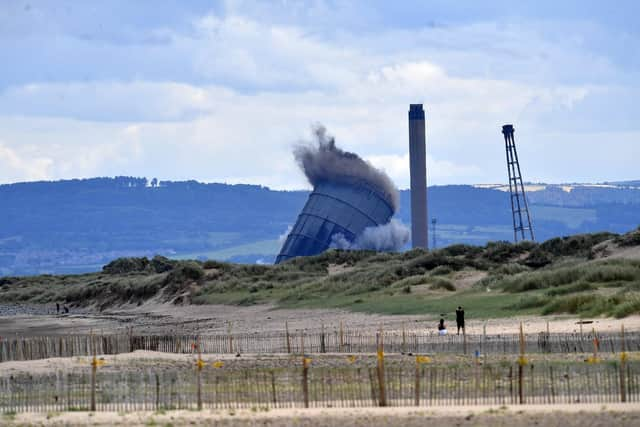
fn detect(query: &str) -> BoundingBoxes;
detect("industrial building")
[275,180,395,263]
[408,104,428,249]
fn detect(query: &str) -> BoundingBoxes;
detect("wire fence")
[1,361,638,412]
[1,329,639,362]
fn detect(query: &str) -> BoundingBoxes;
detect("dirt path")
[3,404,639,427]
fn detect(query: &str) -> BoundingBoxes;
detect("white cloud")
[0,81,222,121]
[0,10,638,187]
[0,141,53,182]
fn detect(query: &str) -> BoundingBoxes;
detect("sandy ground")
[3,404,640,426]
[7,348,636,376]
[2,302,639,338]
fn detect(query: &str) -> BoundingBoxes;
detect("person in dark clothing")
[56,303,60,314]
[438,318,447,335]
[456,306,465,335]
[63,306,69,314]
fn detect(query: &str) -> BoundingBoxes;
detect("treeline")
[1,177,640,275]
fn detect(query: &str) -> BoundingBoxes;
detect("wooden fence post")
[402,322,406,354]
[271,371,277,406]
[285,321,291,354]
[90,333,97,411]
[414,357,420,406]
[155,372,160,410]
[518,322,526,404]
[463,326,467,355]
[196,335,203,410]
[620,324,627,403]
[301,334,309,408]
[227,321,233,354]
[377,325,386,407]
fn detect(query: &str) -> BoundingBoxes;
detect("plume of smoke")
[294,125,400,211]
[330,219,410,252]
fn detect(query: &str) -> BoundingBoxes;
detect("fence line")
[1,330,639,362]
[1,362,638,412]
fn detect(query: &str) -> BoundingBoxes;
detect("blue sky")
[1,0,638,189]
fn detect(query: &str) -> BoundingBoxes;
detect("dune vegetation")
[1,227,639,318]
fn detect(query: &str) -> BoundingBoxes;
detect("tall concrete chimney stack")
[408,104,428,249]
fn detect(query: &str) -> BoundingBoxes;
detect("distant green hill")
[1,177,639,275]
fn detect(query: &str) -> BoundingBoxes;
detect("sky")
[1,0,639,190]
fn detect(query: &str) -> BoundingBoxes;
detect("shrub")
[391,275,428,288]
[203,260,230,270]
[431,265,453,276]
[520,247,553,268]
[473,274,503,290]
[540,232,616,257]
[151,255,176,273]
[102,257,150,274]
[613,297,640,318]
[541,294,599,315]
[582,264,639,283]
[428,278,456,291]
[482,240,535,263]
[180,263,205,281]
[164,262,205,293]
[405,253,468,275]
[0,277,15,286]
[546,281,594,296]
[402,285,412,294]
[615,227,640,247]
[440,244,483,258]
[493,263,530,275]
[130,280,161,299]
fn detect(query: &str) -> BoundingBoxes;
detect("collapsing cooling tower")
[275,126,404,264]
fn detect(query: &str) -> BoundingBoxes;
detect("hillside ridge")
[2,177,640,275]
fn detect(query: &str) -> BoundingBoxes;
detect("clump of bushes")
[391,275,428,289]
[545,281,594,296]
[404,253,469,276]
[483,241,534,263]
[439,244,483,258]
[102,257,150,274]
[103,255,181,275]
[499,259,640,293]
[540,232,616,257]
[430,265,453,276]
[613,297,640,318]
[163,262,205,294]
[151,255,176,273]
[428,278,456,291]
[541,294,600,315]
[520,247,553,268]
[615,227,640,247]
[492,263,530,275]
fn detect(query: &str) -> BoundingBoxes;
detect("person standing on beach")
[56,303,60,314]
[456,306,465,335]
